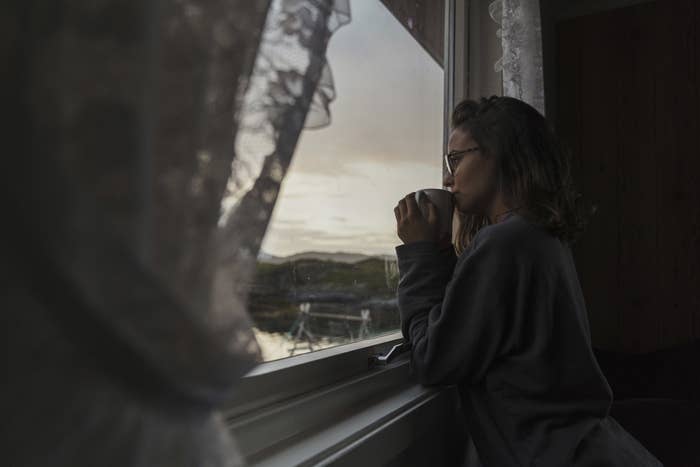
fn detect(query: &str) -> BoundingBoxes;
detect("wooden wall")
[556,1,700,353]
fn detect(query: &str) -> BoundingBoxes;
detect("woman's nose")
[443,172,454,190]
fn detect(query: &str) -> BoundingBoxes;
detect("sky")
[259,0,444,257]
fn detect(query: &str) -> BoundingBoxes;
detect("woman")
[393,96,662,466]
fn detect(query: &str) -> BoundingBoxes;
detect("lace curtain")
[5,0,349,466]
[214,0,351,321]
[489,0,545,114]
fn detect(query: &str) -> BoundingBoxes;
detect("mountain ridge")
[258,250,395,264]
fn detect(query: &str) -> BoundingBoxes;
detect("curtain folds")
[489,0,545,114]
[5,0,349,466]
[215,0,351,324]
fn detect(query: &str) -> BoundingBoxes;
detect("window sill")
[224,332,404,418]
[239,381,449,466]
[226,348,462,465]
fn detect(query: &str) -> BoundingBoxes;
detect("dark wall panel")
[615,4,658,354]
[556,1,700,353]
[557,10,623,351]
[655,0,700,349]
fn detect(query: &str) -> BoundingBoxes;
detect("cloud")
[273,218,306,226]
[284,0,444,177]
[255,0,444,258]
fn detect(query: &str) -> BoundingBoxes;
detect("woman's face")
[444,128,500,215]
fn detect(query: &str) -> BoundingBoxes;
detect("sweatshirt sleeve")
[397,232,520,386]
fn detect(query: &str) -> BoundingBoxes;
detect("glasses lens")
[444,154,453,175]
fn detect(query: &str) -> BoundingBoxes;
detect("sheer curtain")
[489,0,545,114]
[4,0,349,466]
[216,0,351,329]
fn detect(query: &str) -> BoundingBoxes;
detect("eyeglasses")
[444,147,480,175]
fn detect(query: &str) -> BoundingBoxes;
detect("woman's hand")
[394,193,440,245]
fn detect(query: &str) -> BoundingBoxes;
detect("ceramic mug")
[414,188,454,239]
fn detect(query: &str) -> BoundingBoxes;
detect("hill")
[257,250,394,265]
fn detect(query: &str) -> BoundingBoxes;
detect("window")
[246,0,445,362]
[225,1,468,463]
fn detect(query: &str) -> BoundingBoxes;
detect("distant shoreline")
[258,250,397,265]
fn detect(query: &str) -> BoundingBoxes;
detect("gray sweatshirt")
[396,213,662,466]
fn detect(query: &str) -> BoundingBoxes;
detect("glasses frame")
[443,146,479,175]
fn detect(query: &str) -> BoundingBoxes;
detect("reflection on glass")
[248,0,443,361]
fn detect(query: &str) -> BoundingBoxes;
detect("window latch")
[370,341,411,366]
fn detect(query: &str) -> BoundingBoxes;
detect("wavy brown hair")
[451,96,596,255]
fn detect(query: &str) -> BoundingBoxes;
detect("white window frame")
[224,2,469,464]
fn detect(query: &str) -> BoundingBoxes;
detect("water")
[252,327,343,361]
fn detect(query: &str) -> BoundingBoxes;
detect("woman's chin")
[453,200,476,216]
[451,195,465,212]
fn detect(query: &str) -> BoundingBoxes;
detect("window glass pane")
[250,0,444,361]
